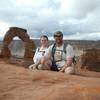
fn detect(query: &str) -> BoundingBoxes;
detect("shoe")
[37,64,43,70]
[29,64,37,70]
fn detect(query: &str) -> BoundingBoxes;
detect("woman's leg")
[29,60,40,70]
[38,59,52,70]
[29,64,37,70]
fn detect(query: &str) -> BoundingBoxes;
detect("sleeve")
[33,48,38,63]
[66,44,74,59]
[44,45,53,57]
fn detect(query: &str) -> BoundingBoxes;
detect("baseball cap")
[54,31,63,37]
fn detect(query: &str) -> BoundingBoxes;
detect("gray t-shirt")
[45,43,74,68]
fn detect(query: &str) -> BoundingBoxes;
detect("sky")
[0,0,100,40]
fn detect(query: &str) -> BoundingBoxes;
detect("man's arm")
[60,58,73,72]
[60,44,74,72]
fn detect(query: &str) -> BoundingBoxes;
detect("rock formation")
[0,60,100,100]
[77,48,100,72]
[0,27,36,59]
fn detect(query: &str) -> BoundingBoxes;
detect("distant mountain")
[33,39,100,49]
[0,39,100,50]
[63,40,100,49]
[0,39,100,58]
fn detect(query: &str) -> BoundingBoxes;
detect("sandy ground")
[0,60,100,100]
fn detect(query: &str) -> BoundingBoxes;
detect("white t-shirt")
[45,43,74,68]
[33,47,48,63]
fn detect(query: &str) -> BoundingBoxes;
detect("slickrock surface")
[0,60,100,100]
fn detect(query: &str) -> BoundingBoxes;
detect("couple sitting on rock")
[29,31,75,74]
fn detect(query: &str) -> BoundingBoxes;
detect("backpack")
[51,43,76,71]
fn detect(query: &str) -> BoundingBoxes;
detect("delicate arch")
[0,27,36,59]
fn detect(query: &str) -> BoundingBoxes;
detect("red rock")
[77,49,100,72]
[0,60,100,100]
[0,27,36,59]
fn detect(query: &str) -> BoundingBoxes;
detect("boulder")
[77,49,100,72]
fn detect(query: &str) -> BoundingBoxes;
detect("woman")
[29,35,49,70]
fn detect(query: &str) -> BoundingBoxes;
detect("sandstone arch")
[0,27,36,59]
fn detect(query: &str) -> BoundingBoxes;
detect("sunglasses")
[54,35,63,37]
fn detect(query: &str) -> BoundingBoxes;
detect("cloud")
[0,21,10,37]
[0,0,100,40]
[63,32,100,40]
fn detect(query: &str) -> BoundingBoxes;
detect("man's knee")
[65,67,75,74]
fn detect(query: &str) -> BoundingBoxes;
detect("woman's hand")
[59,68,65,72]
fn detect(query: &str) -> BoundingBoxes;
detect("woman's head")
[40,35,48,47]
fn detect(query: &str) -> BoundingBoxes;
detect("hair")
[40,35,48,41]
[54,31,63,37]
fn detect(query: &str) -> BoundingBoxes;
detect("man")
[40,31,75,74]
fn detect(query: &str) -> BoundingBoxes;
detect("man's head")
[53,31,63,45]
